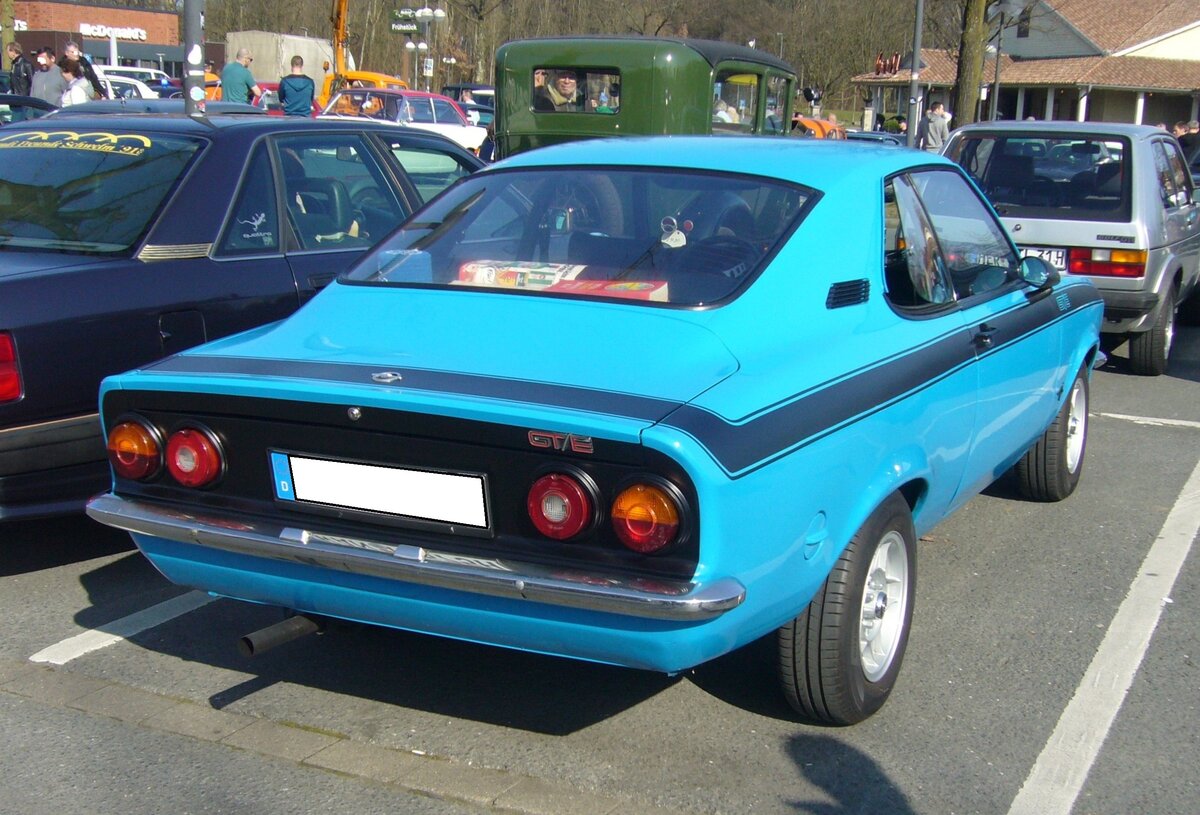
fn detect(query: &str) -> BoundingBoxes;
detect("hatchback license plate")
[270,452,488,529]
[1021,246,1066,272]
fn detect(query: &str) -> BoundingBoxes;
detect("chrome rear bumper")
[86,493,746,622]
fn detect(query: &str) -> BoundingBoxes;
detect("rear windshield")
[342,167,811,306]
[945,133,1131,222]
[0,128,201,253]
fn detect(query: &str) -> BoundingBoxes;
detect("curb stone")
[1,660,692,814]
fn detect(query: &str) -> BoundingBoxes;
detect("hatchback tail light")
[165,427,224,488]
[0,332,21,403]
[611,482,682,554]
[1068,248,1146,278]
[527,472,595,540]
[106,419,162,481]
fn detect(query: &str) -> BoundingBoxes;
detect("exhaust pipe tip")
[239,614,322,657]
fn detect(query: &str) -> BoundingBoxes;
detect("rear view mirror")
[1019,255,1059,292]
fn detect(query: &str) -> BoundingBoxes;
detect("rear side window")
[1153,139,1192,208]
[218,144,280,255]
[386,143,475,202]
[532,67,620,114]
[945,133,1131,222]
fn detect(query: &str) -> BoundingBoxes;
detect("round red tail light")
[527,472,593,540]
[165,427,224,488]
[611,483,681,554]
[106,420,161,481]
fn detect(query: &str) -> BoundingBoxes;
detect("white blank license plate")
[1021,246,1066,272]
[272,452,488,529]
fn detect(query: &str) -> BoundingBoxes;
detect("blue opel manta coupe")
[87,137,1103,724]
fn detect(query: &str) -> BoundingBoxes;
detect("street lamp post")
[776,32,783,58]
[906,0,925,148]
[989,0,1023,121]
[413,5,446,92]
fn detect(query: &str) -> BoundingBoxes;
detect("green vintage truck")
[493,37,797,158]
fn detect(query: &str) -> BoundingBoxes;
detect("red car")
[251,82,319,117]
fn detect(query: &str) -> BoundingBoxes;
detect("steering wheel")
[544,177,622,235]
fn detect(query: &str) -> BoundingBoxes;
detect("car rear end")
[85,299,748,672]
[944,123,1199,375]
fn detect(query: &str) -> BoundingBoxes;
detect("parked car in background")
[440,82,495,108]
[0,93,56,123]
[944,121,1199,375]
[93,66,162,100]
[98,65,176,89]
[0,115,483,521]
[251,81,318,117]
[88,137,1100,725]
[845,129,906,146]
[319,87,487,153]
[318,70,409,109]
[51,99,261,116]
[493,37,797,158]
[791,115,846,139]
[459,101,494,128]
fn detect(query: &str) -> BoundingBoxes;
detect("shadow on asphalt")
[784,733,918,814]
[70,551,682,734]
[1,514,135,577]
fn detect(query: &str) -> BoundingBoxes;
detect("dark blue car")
[0,114,482,520]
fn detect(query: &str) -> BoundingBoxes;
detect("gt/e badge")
[528,430,594,454]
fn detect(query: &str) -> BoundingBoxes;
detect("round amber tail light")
[611,482,681,554]
[106,420,162,481]
[165,427,224,488]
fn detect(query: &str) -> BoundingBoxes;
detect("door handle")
[308,273,337,289]
[973,323,997,350]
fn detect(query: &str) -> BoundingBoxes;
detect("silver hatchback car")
[945,121,1199,375]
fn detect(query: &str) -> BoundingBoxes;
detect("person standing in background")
[916,101,950,153]
[64,41,105,99]
[58,58,91,106]
[221,48,261,105]
[278,55,315,116]
[31,47,68,109]
[6,43,34,120]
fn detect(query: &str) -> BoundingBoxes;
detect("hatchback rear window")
[342,167,811,306]
[0,129,201,252]
[945,134,1131,222]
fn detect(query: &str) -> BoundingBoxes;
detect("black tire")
[1016,366,1089,502]
[778,493,916,725]
[1128,286,1175,376]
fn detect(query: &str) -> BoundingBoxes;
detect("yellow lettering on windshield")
[0,130,152,156]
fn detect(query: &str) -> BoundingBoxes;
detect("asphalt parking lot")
[2,327,1197,815]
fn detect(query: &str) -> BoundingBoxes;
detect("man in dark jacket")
[64,40,106,99]
[278,55,315,116]
[6,42,35,119]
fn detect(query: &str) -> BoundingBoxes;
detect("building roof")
[1047,0,1200,54]
[851,48,1200,92]
[852,49,1013,89]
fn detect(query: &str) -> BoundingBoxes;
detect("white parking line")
[1100,412,1200,430]
[1007,455,1200,815]
[29,591,215,666]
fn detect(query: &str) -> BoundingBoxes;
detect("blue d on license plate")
[270,451,488,528]
[1021,246,1066,272]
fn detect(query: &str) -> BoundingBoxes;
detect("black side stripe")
[143,285,1102,478]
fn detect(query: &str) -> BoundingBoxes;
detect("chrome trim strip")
[86,494,745,621]
[138,243,213,262]
[0,413,101,451]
